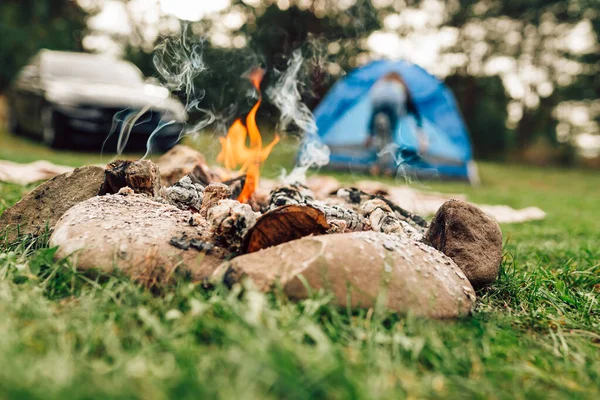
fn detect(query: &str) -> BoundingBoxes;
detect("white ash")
[117,186,135,196]
[360,199,403,235]
[268,184,315,208]
[399,221,424,241]
[312,203,368,232]
[359,199,425,240]
[162,175,205,211]
[326,219,347,234]
[207,199,258,252]
[337,187,429,230]
[201,182,232,217]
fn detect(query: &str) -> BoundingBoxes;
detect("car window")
[43,55,144,86]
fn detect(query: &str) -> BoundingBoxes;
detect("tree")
[0,0,89,92]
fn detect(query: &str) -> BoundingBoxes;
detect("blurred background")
[0,0,598,168]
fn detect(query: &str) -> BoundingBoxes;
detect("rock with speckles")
[50,194,229,287]
[425,199,502,288]
[213,231,475,318]
[0,166,105,241]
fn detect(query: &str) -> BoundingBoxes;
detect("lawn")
[1,128,599,399]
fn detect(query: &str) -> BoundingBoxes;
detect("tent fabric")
[303,59,474,181]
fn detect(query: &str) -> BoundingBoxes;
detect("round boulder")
[214,231,476,318]
[425,199,502,288]
[50,193,228,286]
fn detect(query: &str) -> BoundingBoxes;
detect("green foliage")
[446,75,510,159]
[0,0,89,91]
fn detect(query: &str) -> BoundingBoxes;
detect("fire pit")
[31,136,501,318]
[1,71,502,319]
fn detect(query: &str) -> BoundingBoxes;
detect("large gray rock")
[214,231,475,318]
[50,193,228,286]
[0,166,105,241]
[425,199,503,288]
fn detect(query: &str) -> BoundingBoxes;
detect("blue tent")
[301,60,476,182]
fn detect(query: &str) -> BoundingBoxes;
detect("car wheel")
[41,106,68,148]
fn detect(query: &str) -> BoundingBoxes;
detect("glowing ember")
[217,69,280,203]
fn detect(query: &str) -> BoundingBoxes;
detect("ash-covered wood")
[312,203,368,231]
[101,159,161,197]
[268,184,368,232]
[207,199,258,252]
[355,197,425,240]
[359,199,402,235]
[337,188,428,229]
[162,175,204,211]
[269,184,315,207]
[243,204,330,253]
[200,183,232,217]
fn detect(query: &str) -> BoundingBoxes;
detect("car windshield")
[44,55,144,86]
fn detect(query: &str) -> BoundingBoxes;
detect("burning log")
[269,184,315,207]
[243,205,330,253]
[313,204,369,232]
[357,199,423,240]
[101,159,161,197]
[266,184,425,238]
[268,184,369,232]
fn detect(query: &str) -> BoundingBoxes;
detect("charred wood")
[221,175,246,200]
[268,184,368,232]
[169,233,215,253]
[101,160,161,197]
[337,188,428,229]
[243,204,330,253]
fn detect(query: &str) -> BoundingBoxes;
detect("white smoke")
[153,23,216,139]
[267,49,330,183]
[153,24,206,101]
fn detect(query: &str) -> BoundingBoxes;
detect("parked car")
[6,50,186,152]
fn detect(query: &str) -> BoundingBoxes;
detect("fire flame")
[217,68,280,203]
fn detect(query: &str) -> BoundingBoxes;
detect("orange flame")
[217,68,280,203]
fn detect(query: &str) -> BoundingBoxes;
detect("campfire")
[217,68,280,203]
[1,132,497,319]
[0,69,503,319]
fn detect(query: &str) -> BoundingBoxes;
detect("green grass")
[1,128,599,399]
